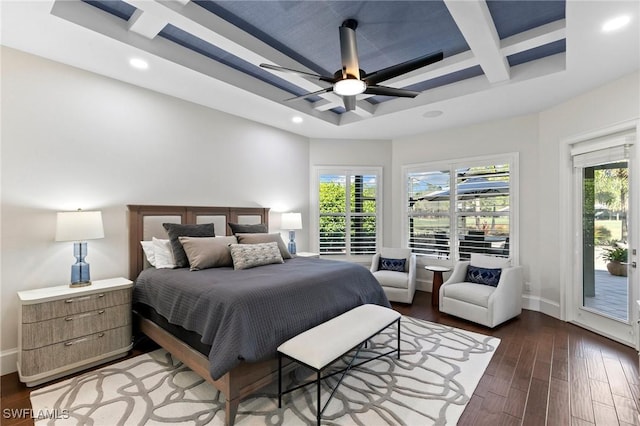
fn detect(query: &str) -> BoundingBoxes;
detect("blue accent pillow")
[466,265,502,287]
[379,257,406,272]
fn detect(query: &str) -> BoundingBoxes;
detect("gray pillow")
[235,233,292,259]
[179,236,237,270]
[163,223,215,268]
[228,222,268,234]
[229,242,284,270]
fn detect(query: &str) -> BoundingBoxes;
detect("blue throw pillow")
[466,265,502,287]
[379,257,406,272]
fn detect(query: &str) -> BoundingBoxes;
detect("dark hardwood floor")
[2,290,639,425]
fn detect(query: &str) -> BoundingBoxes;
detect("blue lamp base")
[70,241,92,287]
[288,230,297,255]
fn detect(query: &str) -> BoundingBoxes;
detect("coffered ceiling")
[1,1,639,139]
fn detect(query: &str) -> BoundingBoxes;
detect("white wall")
[0,47,310,373]
[391,71,640,309]
[391,115,540,292]
[538,71,640,315]
[309,138,393,250]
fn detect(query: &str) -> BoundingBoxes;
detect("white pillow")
[469,253,510,269]
[140,241,156,267]
[153,237,176,269]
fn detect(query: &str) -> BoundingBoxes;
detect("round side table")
[425,265,451,308]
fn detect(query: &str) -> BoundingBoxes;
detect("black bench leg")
[397,318,401,359]
[278,354,282,409]
[316,370,321,426]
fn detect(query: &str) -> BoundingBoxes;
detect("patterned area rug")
[31,316,499,425]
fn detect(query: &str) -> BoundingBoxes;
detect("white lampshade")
[55,210,105,242]
[281,212,302,230]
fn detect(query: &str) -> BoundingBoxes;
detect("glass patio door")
[571,133,636,345]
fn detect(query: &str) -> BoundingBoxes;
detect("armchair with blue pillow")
[370,247,417,304]
[439,254,523,327]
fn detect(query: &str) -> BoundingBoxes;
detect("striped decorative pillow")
[229,242,284,270]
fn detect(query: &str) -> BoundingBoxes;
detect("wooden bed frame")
[127,205,292,426]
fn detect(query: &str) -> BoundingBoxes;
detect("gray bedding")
[133,257,390,379]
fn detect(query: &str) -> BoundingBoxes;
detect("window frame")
[402,153,519,264]
[311,166,383,259]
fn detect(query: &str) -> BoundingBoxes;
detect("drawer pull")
[64,332,105,346]
[65,296,91,304]
[64,294,105,304]
[64,309,106,321]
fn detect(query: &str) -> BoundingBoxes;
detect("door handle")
[632,261,637,269]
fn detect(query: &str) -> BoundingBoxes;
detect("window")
[314,167,381,256]
[405,154,517,262]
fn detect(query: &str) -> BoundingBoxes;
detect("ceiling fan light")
[334,79,366,96]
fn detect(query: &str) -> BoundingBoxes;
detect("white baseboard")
[523,294,561,319]
[1,348,18,375]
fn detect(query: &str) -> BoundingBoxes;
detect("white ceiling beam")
[127,9,167,39]
[444,0,510,83]
[124,0,352,109]
[384,50,479,88]
[501,19,566,57]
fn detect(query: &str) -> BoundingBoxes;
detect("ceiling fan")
[260,19,443,111]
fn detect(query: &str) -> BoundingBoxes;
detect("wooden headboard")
[127,205,270,280]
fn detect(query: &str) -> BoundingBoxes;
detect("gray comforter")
[133,257,390,379]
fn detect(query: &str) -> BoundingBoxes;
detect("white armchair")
[370,248,417,304]
[439,254,523,328]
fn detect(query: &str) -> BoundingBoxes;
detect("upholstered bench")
[277,304,401,425]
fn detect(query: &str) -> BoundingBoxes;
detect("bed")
[127,205,390,426]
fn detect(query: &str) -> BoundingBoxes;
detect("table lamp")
[281,212,302,255]
[55,209,104,287]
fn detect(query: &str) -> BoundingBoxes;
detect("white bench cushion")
[277,304,400,370]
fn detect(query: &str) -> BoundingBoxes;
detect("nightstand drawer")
[22,288,131,323]
[20,326,131,377]
[21,304,131,350]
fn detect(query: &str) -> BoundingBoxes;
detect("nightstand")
[17,277,134,387]
[295,252,320,258]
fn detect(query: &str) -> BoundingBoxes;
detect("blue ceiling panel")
[80,0,568,117]
[507,39,566,67]
[195,1,468,78]
[486,0,565,40]
[81,0,136,21]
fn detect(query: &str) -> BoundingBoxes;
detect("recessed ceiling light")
[291,116,303,124]
[602,15,631,33]
[423,110,443,118]
[129,58,149,70]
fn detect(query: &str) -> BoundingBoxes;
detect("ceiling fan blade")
[343,95,356,111]
[364,51,444,86]
[364,85,420,98]
[339,19,361,79]
[260,63,334,83]
[284,87,333,101]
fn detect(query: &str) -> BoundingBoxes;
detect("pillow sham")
[228,222,268,234]
[466,265,502,287]
[153,237,176,269]
[229,241,284,270]
[163,223,215,268]
[379,257,406,272]
[235,233,292,259]
[140,240,156,267]
[179,236,237,270]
